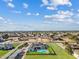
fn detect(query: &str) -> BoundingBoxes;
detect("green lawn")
[13,43,19,47]
[25,43,76,59]
[0,50,9,58]
[0,43,19,58]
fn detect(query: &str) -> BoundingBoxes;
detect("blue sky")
[0,0,79,31]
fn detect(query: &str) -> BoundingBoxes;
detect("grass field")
[25,43,76,59]
[0,50,9,58]
[13,43,19,47]
[0,43,19,58]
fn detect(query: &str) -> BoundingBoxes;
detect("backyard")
[25,43,76,59]
[26,43,55,55]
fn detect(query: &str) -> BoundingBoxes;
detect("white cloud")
[0,17,11,24]
[23,3,28,9]
[58,10,73,16]
[26,12,31,15]
[42,0,49,5]
[35,13,40,16]
[41,0,72,10]
[45,11,73,19]
[0,16,35,31]
[26,12,40,16]
[68,2,72,7]
[0,17,4,20]
[0,16,12,24]
[76,22,79,24]
[8,3,15,8]
[77,9,79,12]
[46,6,56,10]
[3,0,15,8]
[44,10,74,23]
[52,0,72,6]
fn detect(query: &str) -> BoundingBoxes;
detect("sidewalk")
[0,42,26,59]
[21,43,32,59]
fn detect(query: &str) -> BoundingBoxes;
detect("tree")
[75,37,79,44]
[65,44,73,55]
[50,35,54,38]
[64,42,68,45]
[67,34,79,44]
[2,34,9,40]
[70,35,79,44]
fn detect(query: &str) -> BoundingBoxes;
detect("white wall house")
[0,36,5,42]
[0,41,13,50]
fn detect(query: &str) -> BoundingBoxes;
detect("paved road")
[21,43,32,59]
[25,41,76,44]
[0,41,27,59]
[7,43,32,59]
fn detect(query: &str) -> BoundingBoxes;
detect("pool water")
[37,49,49,53]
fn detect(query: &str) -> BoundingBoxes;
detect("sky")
[0,0,79,31]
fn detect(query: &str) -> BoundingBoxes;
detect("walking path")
[0,41,26,59]
[56,43,65,49]
[21,43,32,59]
[7,43,32,59]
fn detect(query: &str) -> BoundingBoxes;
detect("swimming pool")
[37,49,49,53]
